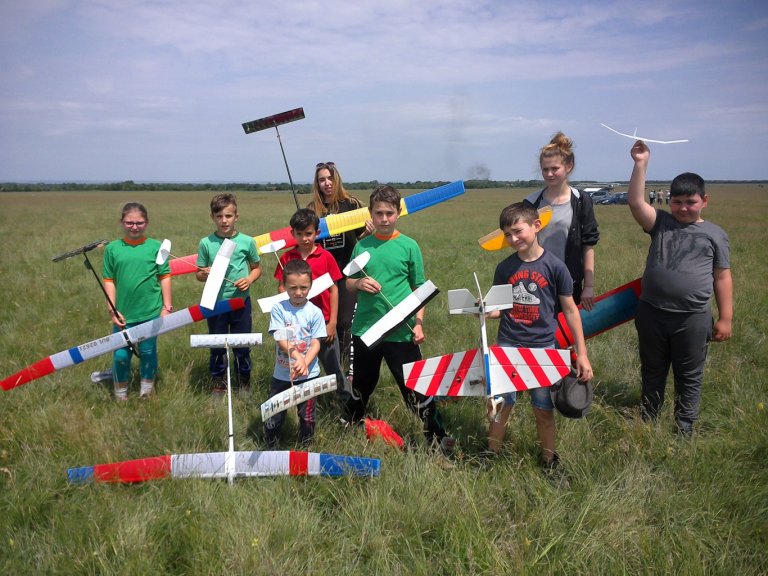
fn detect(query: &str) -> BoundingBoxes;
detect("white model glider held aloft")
[600,123,689,144]
[67,332,379,485]
[403,274,572,405]
[1,298,246,392]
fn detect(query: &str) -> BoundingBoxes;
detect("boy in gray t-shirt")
[628,140,733,435]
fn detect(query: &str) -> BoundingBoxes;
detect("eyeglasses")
[315,162,335,169]
[123,221,147,227]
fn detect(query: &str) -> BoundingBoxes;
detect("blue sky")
[1,0,766,183]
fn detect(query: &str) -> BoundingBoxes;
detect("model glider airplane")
[169,180,466,275]
[477,205,553,252]
[200,238,236,310]
[555,278,642,348]
[343,251,440,348]
[0,299,245,392]
[600,123,689,144]
[403,274,571,403]
[68,331,378,485]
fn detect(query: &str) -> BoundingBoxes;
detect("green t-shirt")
[349,231,425,343]
[196,231,260,300]
[102,237,170,324]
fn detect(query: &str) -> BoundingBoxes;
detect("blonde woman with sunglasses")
[307,162,373,389]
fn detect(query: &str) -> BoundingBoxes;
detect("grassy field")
[0,185,766,574]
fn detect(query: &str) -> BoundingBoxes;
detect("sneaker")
[140,381,154,399]
[236,375,251,398]
[113,384,128,401]
[211,376,227,397]
[439,436,457,458]
[675,419,693,437]
[90,369,113,384]
[540,453,570,488]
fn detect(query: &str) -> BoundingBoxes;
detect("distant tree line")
[0,179,545,193]
[0,179,762,193]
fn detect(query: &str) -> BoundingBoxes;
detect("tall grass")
[1,185,766,574]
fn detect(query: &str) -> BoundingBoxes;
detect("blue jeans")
[205,297,253,380]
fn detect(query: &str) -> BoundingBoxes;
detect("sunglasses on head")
[316,161,335,169]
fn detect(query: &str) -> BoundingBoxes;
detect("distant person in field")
[628,140,733,436]
[264,259,326,447]
[306,162,374,379]
[273,208,345,403]
[524,132,600,310]
[486,202,593,475]
[343,185,454,454]
[103,202,172,400]
[196,193,261,396]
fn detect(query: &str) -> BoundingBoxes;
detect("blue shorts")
[494,340,556,411]
[496,387,554,411]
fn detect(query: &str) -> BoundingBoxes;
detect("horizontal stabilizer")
[256,273,335,314]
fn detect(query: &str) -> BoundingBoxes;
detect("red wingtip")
[1,358,55,391]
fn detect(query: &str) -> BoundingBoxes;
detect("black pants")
[344,336,447,442]
[635,300,712,428]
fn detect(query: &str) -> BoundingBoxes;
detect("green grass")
[1,185,766,574]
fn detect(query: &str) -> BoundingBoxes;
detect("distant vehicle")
[595,191,628,205]
[586,188,611,202]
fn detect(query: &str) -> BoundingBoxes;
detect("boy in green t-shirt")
[344,185,453,452]
[196,193,261,395]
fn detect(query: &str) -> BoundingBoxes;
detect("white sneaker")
[90,369,113,383]
[140,381,154,399]
[114,384,128,401]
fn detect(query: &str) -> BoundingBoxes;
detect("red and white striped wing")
[404,349,486,397]
[487,346,571,395]
[404,346,571,397]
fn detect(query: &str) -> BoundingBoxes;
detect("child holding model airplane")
[628,140,732,436]
[264,259,326,447]
[487,202,593,474]
[274,209,346,402]
[196,193,261,396]
[344,185,454,453]
[103,202,172,400]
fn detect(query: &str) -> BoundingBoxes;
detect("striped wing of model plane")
[1,298,245,391]
[404,345,571,397]
[68,450,380,484]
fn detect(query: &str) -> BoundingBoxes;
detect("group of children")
[103,139,732,468]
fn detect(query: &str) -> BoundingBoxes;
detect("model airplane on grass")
[169,180,466,275]
[403,274,572,408]
[600,123,689,144]
[1,299,246,392]
[68,332,378,485]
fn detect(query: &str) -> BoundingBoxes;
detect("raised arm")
[628,140,657,233]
